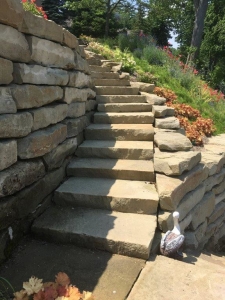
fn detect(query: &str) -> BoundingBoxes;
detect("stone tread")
[89,65,111,72]
[96,95,147,103]
[85,123,154,141]
[93,79,130,86]
[67,157,155,181]
[91,71,119,79]
[32,206,156,259]
[94,112,154,124]
[97,103,152,112]
[95,86,139,95]
[76,140,154,160]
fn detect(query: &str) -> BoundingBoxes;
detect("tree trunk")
[105,0,111,37]
[187,0,208,63]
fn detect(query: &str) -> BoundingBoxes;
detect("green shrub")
[143,46,168,66]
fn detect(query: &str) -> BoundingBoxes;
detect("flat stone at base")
[155,116,180,129]
[154,131,193,151]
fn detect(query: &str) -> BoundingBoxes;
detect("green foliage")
[41,0,67,24]
[143,46,168,66]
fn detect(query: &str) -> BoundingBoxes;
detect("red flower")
[22,0,27,2]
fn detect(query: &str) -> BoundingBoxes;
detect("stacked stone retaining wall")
[0,0,96,263]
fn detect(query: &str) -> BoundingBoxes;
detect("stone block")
[201,152,225,176]
[43,137,77,170]
[0,0,24,29]
[11,84,63,109]
[152,105,174,117]
[141,92,166,105]
[130,82,155,93]
[67,102,86,118]
[27,36,75,70]
[155,117,180,129]
[62,29,79,50]
[78,45,86,58]
[212,180,225,195]
[19,11,63,44]
[0,58,13,84]
[157,164,209,211]
[0,112,33,138]
[191,191,215,230]
[68,71,93,88]
[18,124,67,159]
[63,87,95,104]
[208,202,225,225]
[0,140,17,171]
[62,116,88,138]
[154,149,201,176]
[30,104,68,131]
[77,132,84,145]
[74,52,91,74]
[154,131,192,151]
[204,168,225,192]
[0,87,16,114]
[0,24,30,62]
[0,159,45,198]
[13,64,69,86]
[195,220,208,243]
[85,100,97,112]
[184,231,198,250]
[215,190,225,205]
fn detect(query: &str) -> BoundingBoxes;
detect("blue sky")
[169,32,179,49]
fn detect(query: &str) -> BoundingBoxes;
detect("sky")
[169,32,179,49]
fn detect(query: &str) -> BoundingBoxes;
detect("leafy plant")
[143,46,168,66]
[22,0,48,19]
[0,277,15,300]
[137,71,157,84]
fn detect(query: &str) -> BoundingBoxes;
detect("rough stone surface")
[13,63,69,86]
[17,124,67,159]
[86,100,97,112]
[0,57,13,84]
[152,105,174,117]
[201,152,225,176]
[154,150,201,175]
[19,11,63,44]
[155,116,180,129]
[27,36,75,69]
[0,140,17,171]
[204,168,225,192]
[141,92,166,105]
[0,0,24,29]
[154,131,193,151]
[157,164,209,211]
[43,138,77,170]
[30,104,68,131]
[0,160,45,198]
[0,87,17,114]
[63,87,95,104]
[0,112,33,138]
[11,85,63,109]
[212,180,225,195]
[0,24,30,62]
[68,71,93,88]
[191,191,215,230]
[62,116,89,138]
[130,82,155,93]
[62,29,79,50]
[215,190,225,205]
[74,52,91,74]
[67,102,86,118]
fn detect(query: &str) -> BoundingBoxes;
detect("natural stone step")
[85,123,154,141]
[91,71,119,79]
[95,86,139,95]
[94,112,154,124]
[154,131,193,151]
[32,206,157,259]
[155,116,180,129]
[76,140,154,159]
[98,103,152,112]
[96,95,147,103]
[67,158,155,181]
[141,92,166,105]
[89,65,111,72]
[93,79,130,86]
[152,105,175,117]
[54,177,158,214]
[86,58,102,66]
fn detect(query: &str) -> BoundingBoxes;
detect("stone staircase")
[31,56,171,259]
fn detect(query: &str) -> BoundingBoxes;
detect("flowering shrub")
[13,272,94,300]
[22,0,48,19]
[137,71,157,84]
[114,48,136,73]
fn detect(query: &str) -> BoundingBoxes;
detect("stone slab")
[67,102,86,118]
[76,140,154,160]
[0,112,33,138]
[68,71,93,88]
[32,206,156,259]
[141,92,166,105]
[212,180,225,195]
[157,164,209,211]
[0,0,24,29]
[0,140,17,171]
[127,255,225,300]
[155,116,180,129]
[30,104,68,131]
[19,11,63,44]
[201,152,225,176]
[63,87,95,104]
[0,159,45,198]
[62,28,79,50]
[94,79,130,86]
[94,112,154,124]
[43,137,77,170]
[74,52,90,74]
[27,36,75,69]
[17,124,67,159]
[91,71,119,79]
[0,237,145,300]
[154,131,193,151]
[204,168,225,192]
[62,116,89,138]
[13,63,69,86]
[11,84,63,109]
[95,86,139,96]
[96,95,147,103]
[97,103,152,112]
[0,87,16,114]
[0,24,30,62]
[154,150,201,175]
[86,100,96,111]
[152,105,174,117]
[0,57,13,85]
[130,82,155,93]
[54,177,158,214]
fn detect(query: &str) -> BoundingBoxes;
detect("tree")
[42,0,68,25]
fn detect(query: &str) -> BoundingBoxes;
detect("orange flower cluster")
[22,0,48,19]
[154,86,216,146]
[13,272,94,300]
